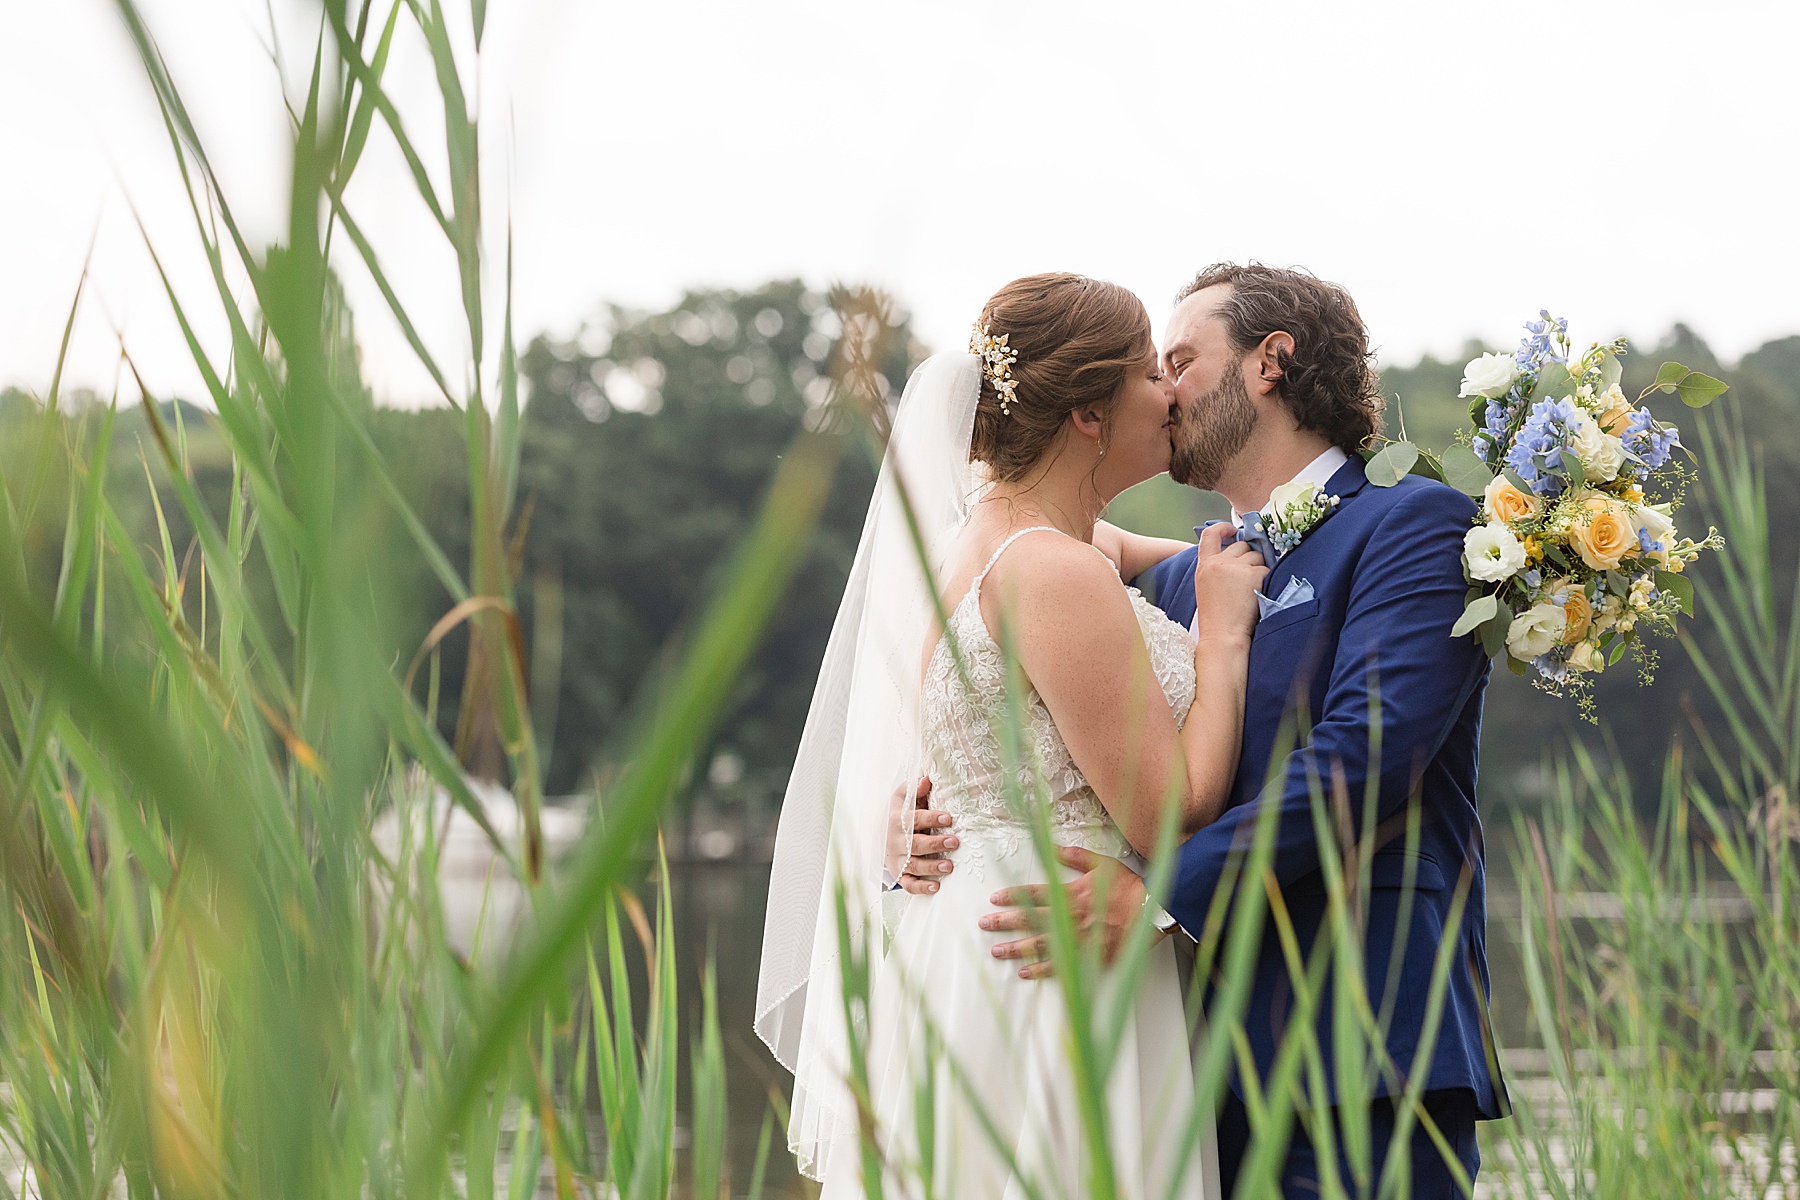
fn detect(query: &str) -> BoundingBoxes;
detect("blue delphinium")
[1622,410,1679,474]
[1477,311,1568,466]
[1532,651,1570,685]
[1515,310,1568,372]
[1504,395,1582,496]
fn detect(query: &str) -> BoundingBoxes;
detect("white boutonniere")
[1264,479,1340,554]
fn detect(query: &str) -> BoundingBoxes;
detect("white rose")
[1463,521,1527,583]
[1265,479,1320,528]
[1459,351,1519,400]
[1630,502,1676,549]
[1568,413,1626,483]
[1506,602,1569,660]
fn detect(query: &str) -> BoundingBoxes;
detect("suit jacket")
[1141,454,1507,1118]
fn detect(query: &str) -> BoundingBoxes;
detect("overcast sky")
[3,0,1795,407]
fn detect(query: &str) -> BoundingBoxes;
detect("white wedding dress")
[817,526,1218,1200]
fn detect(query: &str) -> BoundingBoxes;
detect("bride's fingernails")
[944,837,959,850]
[927,882,938,893]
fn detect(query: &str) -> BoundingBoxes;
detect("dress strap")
[969,525,1063,598]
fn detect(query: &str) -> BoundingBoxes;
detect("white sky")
[3,0,1796,407]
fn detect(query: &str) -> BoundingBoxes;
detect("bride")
[755,274,1265,1198]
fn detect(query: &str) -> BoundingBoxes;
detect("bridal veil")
[754,352,983,1180]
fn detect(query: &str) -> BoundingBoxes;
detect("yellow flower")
[1621,485,1645,505]
[1521,535,1545,562]
[1597,384,1636,436]
[1568,497,1637,571]
[1483,474,1541,525]
[1566,641,1606,674]
[1560,584,1594,644]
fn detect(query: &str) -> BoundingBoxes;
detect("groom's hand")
[885,777,959,895]
[980,847,1148,979]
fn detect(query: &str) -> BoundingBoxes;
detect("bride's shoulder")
[987,530,1124,599]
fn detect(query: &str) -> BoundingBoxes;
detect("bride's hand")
[1193,521,1267,642]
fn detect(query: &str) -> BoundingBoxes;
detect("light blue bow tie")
[1235,511,1279,570]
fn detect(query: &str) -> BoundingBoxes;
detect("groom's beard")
[1169,364,1257,490]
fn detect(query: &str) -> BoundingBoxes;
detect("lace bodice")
[919,528,1198,876]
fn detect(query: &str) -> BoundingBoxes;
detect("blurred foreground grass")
[5,4,1800,1199]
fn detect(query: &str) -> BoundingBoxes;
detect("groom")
[908,264,1506,1195]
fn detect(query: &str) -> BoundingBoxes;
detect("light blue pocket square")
[1256,576,1314,621]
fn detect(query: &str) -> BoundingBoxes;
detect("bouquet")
[1364,312,1726,713]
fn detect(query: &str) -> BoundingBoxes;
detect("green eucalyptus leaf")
[1365,441,1419,488]
[1452,593,1498,639]
[1653,361,1689,393]
[1677,372,1729,409]
[1504,468,1533,495]
[1440,445,1494,497]
[1479,600,1513,659]
[1599,351,1623,392]
[1558,449,1586,490]
[1507,654,1529,677]
[1534,363,1574,401]
[1655,569,1695,616]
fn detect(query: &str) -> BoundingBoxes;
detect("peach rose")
[1483,473,1541,525]
[1566,641,1606,674]
[1597,384,1636,436]
[1560,584,1594,644]
[1568,497,1638,571]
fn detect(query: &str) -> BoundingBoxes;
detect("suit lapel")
[1263,454,1370,594]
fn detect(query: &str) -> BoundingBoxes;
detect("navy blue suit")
[1143,455,1506,1190]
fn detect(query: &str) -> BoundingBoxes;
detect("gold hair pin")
[969,323,1020,416]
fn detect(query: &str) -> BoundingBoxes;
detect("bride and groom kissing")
[756,264,1508,1198]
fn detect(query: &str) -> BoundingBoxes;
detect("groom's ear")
[1251,331,1296,396]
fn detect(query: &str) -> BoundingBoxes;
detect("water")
[662,862,804,1196]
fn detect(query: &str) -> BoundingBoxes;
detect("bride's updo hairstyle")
[969,273,1154,483]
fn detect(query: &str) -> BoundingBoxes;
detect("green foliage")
[1452,593,1498,638]
[1363,440,1420,487]
[1439,444,1494,498]
[508,283,914,792]
[1652,360,1731,408]
[0,4,814,1197]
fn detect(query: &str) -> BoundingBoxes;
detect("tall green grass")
[4,4,1797,1199]
[0,3,827,1196]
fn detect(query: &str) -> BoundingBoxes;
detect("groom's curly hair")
[969,274,1154,483]
[1177,263,1384,451]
